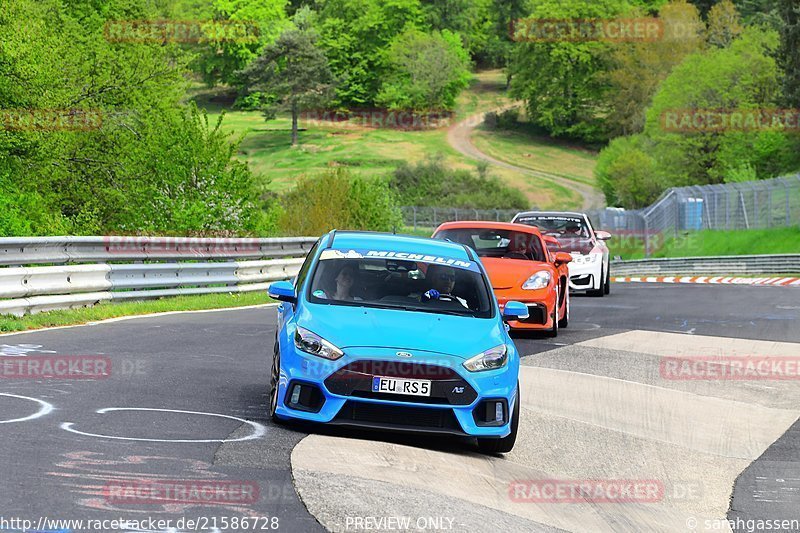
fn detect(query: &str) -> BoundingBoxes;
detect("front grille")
[519,304,547,325]
[325,360,478,405]
[332,401,464,434]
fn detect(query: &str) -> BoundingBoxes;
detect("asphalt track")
[0,284,798,532]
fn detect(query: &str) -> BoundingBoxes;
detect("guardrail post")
[413,207,418,232]
[643,217,650,258]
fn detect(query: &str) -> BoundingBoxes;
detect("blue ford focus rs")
[268,231,528,453]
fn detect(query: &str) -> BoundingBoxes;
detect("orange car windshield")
[435,229,547,262]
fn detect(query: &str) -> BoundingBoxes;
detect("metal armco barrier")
[611,254,800,276]
[0,237,315,317]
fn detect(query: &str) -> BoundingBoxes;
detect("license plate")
[372,376,431,397]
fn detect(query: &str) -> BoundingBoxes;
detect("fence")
[0,236,316,317]
[587,174,800,256]
[402,175,800,256]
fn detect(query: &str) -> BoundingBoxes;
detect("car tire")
[477,385,520,455]
[546,286,559,337]
[558,281,569,328]
[269,339,283,424]
[587,266,605,297]
[604,263,611,295]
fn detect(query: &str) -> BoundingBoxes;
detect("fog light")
[495,402,504,422]
[291,385,302,404]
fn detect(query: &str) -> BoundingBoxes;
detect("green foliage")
[597,27,800,208]
[389,155,528,209]
[377,29,471,111]
[316,0,424,106]
[779,0,800,106]
[0,0,268,237]
[277,168,403,235]
[509,0,634,142]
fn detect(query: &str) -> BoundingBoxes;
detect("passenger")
[325,263,361,301]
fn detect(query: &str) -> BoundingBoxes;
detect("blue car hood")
[298,303,504,359]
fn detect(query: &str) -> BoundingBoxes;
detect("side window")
[294,240,320,291]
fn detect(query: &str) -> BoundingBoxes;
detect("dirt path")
[447,106,606,210]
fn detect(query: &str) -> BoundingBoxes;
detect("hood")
[554,238,595,255]
[296,303,505,359]
[480,257,552,290]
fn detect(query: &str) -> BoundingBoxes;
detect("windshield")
[307,252,493,318]
[434,228,547,262]
[515,215,591,240]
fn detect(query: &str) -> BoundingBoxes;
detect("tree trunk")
[291,103,299,146]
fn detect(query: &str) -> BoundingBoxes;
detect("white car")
[511,211,611,297]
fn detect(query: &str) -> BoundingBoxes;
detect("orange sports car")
[432,221,572,336]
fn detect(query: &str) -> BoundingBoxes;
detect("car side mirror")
[595,231,612,241]
[268,280,297,304]
[502,301,529,322]
[554,252,572,265]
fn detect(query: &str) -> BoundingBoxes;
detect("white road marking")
[0,393,54,424]
[60,407,266,443]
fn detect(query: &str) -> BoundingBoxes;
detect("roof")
[513,211,587,219]
[434,220,543,236]
[325,231,471,261]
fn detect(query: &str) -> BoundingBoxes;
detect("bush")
[389,155,528,210]
[277,168,402,236]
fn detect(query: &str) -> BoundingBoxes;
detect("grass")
[471,127,599,188]
[0,291,275,333]
[192,71,597,210]
[610,227,800,260]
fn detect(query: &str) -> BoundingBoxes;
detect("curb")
[612,276,800,287]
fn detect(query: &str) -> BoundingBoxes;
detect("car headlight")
[294,326,344,360]
[522,271,551,290]
[463,344,508,372]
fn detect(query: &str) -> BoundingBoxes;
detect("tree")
[605,0,705,136]
[377,29,471,111]
[316,0,423,106]
[706,0,743,47]
[508,0,633,142]
[778,0,800,106]
[239,28,335,145]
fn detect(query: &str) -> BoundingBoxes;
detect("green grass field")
[193,70,600,210]
[610,227,800,260]
[0,292,275,332]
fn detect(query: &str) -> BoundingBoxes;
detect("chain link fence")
[403,174,800,256]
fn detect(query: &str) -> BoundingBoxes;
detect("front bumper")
[568,256,603,291]
[496,288,557,330]
[274,345,519,438]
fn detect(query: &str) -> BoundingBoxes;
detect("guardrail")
[611,254,800,276]
[0,237,316,317]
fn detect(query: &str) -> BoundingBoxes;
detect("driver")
[564,222,583,236]
[417,265,469,309]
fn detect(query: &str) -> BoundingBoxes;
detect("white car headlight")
[294,326,344,360]
[522,271,551,290]
[463,344,508,372]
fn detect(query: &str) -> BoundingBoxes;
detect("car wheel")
[269,339,283,423]
[546,286,559,337]
[587,266,605,297]
[477,385,520,455]
[558,281,569,328]
[604,264,611,295]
